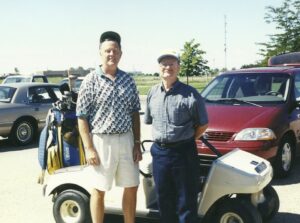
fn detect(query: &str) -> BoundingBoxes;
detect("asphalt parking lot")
[0,100,300,223]
[0,133,300,223]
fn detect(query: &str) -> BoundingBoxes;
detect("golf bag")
[38,91,86,183]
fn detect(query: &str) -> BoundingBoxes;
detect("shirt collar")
[160,79,181,92]
[96,65,121,79]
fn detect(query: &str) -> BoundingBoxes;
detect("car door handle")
[34,107,39,111]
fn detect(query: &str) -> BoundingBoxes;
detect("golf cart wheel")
[9,119,36,146]
[213,199,262,223]
[274,135,295,178]
[257,185,279,221]
[53,189,91,223]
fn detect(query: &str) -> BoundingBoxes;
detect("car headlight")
[235,128,276,141]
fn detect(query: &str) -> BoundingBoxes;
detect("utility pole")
[224,15,227,70]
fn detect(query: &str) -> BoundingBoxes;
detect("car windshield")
[4,77,30,83]
[201,73,290,105]
[0,86,16,103]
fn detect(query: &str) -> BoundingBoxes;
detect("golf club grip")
[200,136,222,157]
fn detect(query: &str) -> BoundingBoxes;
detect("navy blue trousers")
[151,140,199,223]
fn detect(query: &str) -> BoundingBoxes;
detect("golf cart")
[42,137,279,223]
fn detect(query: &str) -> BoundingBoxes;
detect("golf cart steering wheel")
[139,140,155,178]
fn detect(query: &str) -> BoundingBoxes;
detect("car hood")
[206,104,283,132]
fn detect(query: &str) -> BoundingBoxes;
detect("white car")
[2,74,48,84]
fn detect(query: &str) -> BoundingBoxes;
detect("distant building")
[42,70,68,77]
[1,68,94,80]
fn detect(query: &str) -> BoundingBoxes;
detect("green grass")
[0,75,214,95]
[134,75,214,95]
[47,77,65,83]
[48,75,213,95]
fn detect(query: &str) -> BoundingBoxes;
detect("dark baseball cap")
[100,31,121,46]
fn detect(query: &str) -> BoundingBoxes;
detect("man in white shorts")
[76,31,142,223]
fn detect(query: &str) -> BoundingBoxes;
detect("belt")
[156,138,194,148]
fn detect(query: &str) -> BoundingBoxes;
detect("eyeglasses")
[159,62,177,68]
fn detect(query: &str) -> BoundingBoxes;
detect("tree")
[258,0,300,65]
[241,63,261,69]
[180,39,210,84]
[77,66,84,72]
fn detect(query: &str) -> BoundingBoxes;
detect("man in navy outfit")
[144,50,208,223]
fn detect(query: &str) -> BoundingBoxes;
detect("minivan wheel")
[274,136,295,178]
[53,190,91,223]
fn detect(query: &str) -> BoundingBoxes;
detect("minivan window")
[202,73,290,104]
[294,73,300,101]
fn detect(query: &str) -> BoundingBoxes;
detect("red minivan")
[199,53,300,177]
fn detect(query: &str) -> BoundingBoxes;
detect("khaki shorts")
[87,131,140,191]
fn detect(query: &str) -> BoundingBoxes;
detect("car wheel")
[212,199,262,223]
[257,185,279,221]
[274,136,295,178]
[53,189,91,223]
[9,119,35,146]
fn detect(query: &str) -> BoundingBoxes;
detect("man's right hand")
[85,148,100,166]
[78,118,100,166]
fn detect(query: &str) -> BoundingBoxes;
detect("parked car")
[198,52,300,178]
[59,77,84,92]
[2,74,48,84]
[0,83,62,145]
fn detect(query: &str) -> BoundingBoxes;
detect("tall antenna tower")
[224,15,227,70]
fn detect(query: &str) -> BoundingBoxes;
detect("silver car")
[0,83,62,146]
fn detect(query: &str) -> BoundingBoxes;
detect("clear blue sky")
[0,0,283,75]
